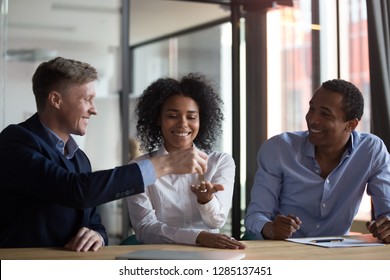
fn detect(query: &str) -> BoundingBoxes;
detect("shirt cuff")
[176,229,203,245]
[251,220,268,240]
[136,159,157,187]
[197,195,218,211]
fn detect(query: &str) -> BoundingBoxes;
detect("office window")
[267,0,313,137]
[267,0,370,133]
[340,0,371,220]
[339,0,370,132]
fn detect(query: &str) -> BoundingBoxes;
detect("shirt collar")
[303,130,354,158]
[41,124,79,159]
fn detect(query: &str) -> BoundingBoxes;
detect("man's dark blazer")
[0,113,145,248]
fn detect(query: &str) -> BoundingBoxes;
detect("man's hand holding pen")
[261,214,302,240]
[366,215,390,244]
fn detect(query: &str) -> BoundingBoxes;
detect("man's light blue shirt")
[137,159,156,187]
[245,131,390,239]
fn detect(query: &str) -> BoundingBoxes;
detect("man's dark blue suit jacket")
[0,113,145,248]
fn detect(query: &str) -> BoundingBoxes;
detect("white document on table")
[286,234,385,248]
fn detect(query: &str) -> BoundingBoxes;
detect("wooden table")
[1,239,389,260]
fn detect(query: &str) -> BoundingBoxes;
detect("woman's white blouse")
[126,146,236,245]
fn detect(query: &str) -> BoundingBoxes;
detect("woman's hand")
[191,181,224,204]
[196,231,246,249]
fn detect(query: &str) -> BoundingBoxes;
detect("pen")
[311,238,344,243]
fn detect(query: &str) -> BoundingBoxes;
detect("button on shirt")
[245,131,390,239]
[127,145,236,245]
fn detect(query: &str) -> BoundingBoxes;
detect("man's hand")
[151,147,208,178]
[191,181,224,204]
[366,216,390,244]
[261,214,302,240]
[65,227,104,252]
[196,231,246,249]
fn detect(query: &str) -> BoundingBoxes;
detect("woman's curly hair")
[135,73,224,154]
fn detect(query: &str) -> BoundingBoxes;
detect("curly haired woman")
[126,73,245,249]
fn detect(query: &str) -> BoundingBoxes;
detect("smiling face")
[52,81,97,141]
[159,94,200,153]
[305,87,355,151]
